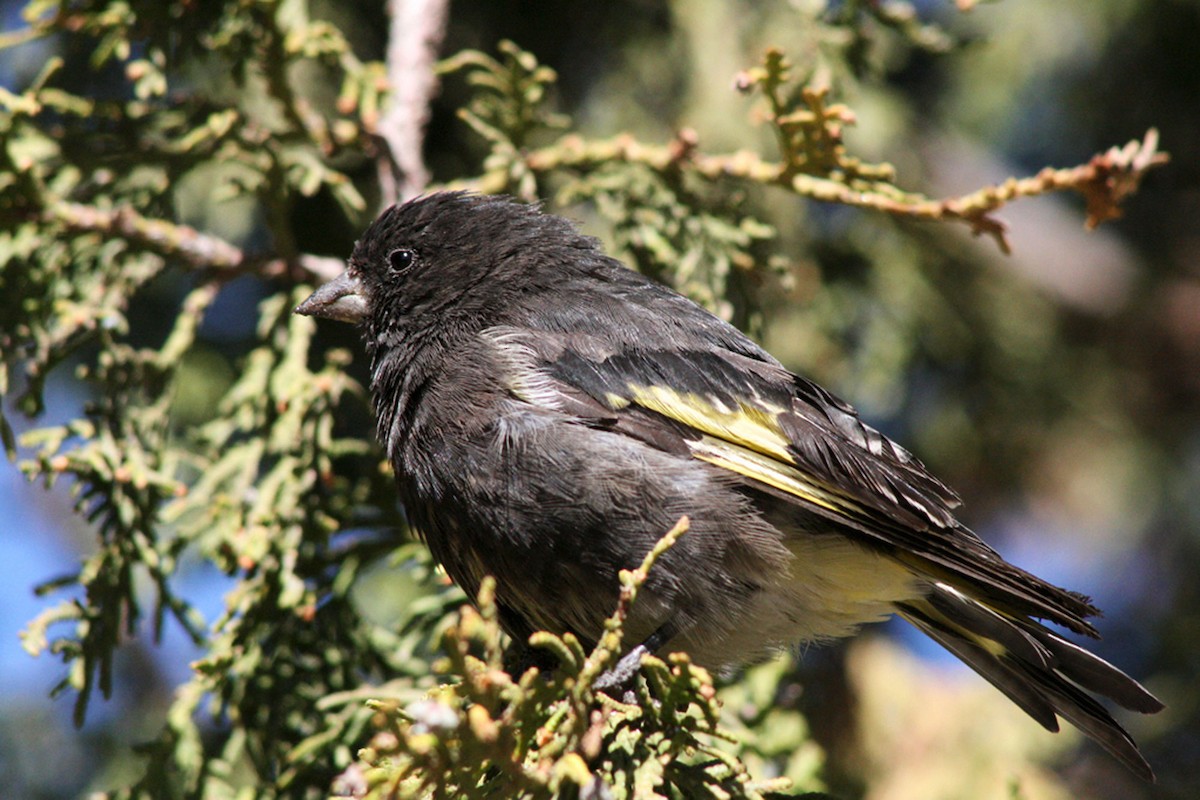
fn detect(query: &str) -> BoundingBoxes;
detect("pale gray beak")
[295,270,368,323]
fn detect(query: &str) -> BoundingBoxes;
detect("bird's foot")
[592,643,649,702]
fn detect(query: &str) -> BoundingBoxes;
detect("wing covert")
[483,324,959,530]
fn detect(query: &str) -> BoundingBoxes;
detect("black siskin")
[296,191,1163,779]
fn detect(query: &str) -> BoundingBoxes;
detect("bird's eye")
[388,248,415,273]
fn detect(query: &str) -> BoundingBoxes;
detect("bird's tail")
[896,583,1163,780]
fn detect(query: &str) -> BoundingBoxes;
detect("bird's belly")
[674,534,921,669]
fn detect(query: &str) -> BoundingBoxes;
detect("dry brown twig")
[48,202,345,282]
[520,128,1168,254]
[376,0,451,205]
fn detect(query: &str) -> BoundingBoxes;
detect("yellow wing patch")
[626,383,875,519]
[605,392,631,410]
[627,384,793,464]
[688,435,854,516]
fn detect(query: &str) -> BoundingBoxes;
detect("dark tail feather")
[898,584,1162,782]
[1023,627,1164,714]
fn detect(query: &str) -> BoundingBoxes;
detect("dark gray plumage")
[295,191,1162,779]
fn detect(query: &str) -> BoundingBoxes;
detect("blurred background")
[1,1,1197,797]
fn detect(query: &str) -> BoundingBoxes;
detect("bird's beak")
[295,270,368,324]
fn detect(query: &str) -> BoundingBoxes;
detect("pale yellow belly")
[672,536,920,669]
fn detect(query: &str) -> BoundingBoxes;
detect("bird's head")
[294,192,597,337]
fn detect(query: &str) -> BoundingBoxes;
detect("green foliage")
[0,1,1171,798]
[354,520,824,800]
[440,40,570,199]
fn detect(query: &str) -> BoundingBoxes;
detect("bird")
[295,191,1163,779]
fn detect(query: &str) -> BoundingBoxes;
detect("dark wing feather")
[483,324,1102,635]
[549,342,964,526]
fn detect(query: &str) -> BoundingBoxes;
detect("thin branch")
[377,0,451,206]
[47,202,344,281]
[512,128,1169,254]
[296,254,346,282]
[50,203,245,269]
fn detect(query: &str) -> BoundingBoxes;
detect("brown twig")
[51,203,245,269]
[377,0,451,205]
[516,128,1168,254]
[47,202,344,281]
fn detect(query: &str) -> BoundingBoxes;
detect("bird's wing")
[482,325,1101,635]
